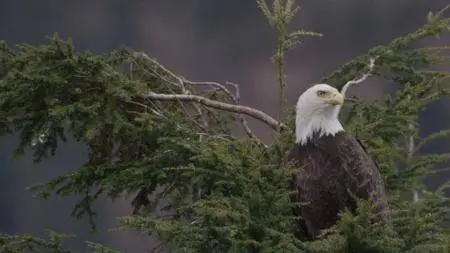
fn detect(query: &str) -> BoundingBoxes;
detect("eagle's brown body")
[287,131,390,240]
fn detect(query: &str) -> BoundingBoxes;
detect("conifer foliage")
[1,1,450,252]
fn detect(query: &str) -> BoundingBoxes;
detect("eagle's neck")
[295,107,344,145]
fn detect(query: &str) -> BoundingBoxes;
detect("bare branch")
[125,100,166,118]
[340,57,378,97]
[344,97,360,103]
[183,79,232,95]
[182,79,262,142]
[225,81,241,102]
[146,92,285,130]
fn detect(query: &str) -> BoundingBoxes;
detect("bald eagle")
[288,83,390,240]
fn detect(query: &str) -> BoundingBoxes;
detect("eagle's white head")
[295,83,344,145]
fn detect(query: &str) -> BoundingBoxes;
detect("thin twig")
[133,52,182,88]
[125,100,167,118]
[225,81,258,140]
[403,92,418,202]
[196,132,236,141]
[151,240,167,253]
[430,167,450,174]
[344,97,360,103]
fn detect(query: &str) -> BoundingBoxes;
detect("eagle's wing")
[285,145,315,240]
[334,132,391,222]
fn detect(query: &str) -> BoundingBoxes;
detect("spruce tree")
[1,1,450,253]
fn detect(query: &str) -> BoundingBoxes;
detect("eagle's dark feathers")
[288,130,390,240]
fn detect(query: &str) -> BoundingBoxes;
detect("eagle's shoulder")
[328,132,379,182]
[333,132,391,220]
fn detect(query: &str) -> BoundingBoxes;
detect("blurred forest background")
[0,0,449,252]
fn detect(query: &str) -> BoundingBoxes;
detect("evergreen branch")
[322,7,450,88]
[145,91,285,130]
[414,129,450,153]
[436,180,450,193]
[257,0,275,26]
[0,231,75,253]
[258,0,322,126]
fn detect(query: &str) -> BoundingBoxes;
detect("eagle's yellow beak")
[325,92,344,106]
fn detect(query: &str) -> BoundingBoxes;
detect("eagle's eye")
[316,90,327,97]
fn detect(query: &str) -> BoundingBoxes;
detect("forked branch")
[340,57,378,97]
